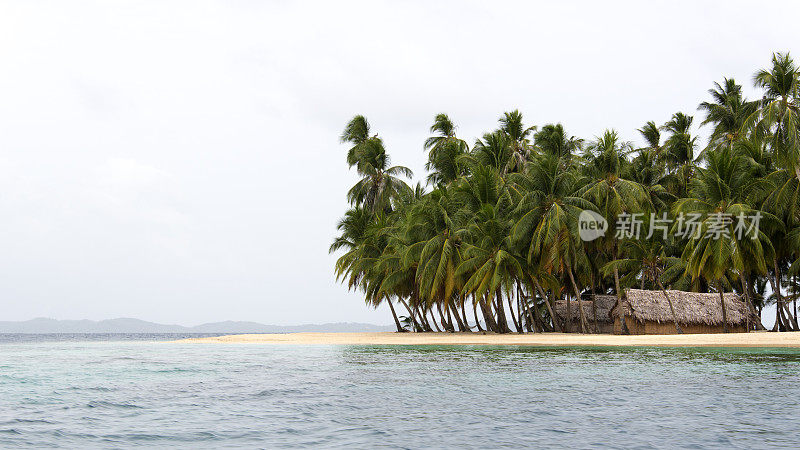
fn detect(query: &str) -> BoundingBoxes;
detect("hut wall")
[614,317,748,334]
[566,319,614,334]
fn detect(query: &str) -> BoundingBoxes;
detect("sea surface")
[0,334,799,448]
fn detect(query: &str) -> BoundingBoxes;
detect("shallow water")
[0,335,799,448]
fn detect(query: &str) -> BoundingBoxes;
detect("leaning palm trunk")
[769,263,792,331]
[494,289,511,333]
[590,280,599,333]
[418,304,433,331]
[519,282,540,332]
[460,300,472,331]
[717,281,729,333]
[472,296,484,331]
[507,294,522,332]
[428,307,442,332]
[436,302,452,332]
[567,266,589,333]
[657,280,683,334]
[449,299,466,331]
[782,303,798,331]
[532,277,559,332]
[519,292,530,332]
[613,260,629,334]
[386,300,405,332]
[564,294,572,333]
[481,295,499,332]
[740,277,765,331]
[399,298,418,332]
[527,295,545,332]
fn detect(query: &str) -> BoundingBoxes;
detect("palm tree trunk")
[519,282,536,332]
[428,306,442,332]
[740,277,751,331]
[445,302,455,331]
[507,294,522,333]
[449,299,465,331]
[525,287,545,333]
[793,274,799,330]
[590,278,599,334]
[613,248,629,334]
[494,289,511,333]
[740,276,764,331]
[516,289,529,332]
[532,277,559,332]
[399,298,418,332]
[421,305,434,331]
[717,281,729,333]
[436,302,452,332]
[415,303,431,331]
[657,280,683,334]
[782,302,798,331]
[472,296,484,332]
[567,266,589,333]
[481,296,498,332]
[770,262,790,331]
[460,299,472,331]
[387,300,405,332]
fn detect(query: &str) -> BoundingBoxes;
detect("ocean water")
[0,335,799,448]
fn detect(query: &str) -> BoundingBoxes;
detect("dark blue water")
[1,335,798,448]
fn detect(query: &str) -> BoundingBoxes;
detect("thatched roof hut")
[610,288,750,334]
[555,295,617,333]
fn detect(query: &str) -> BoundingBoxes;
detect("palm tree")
[533,123,583,159]
[698,78,757,155]
[405,187,466,331]
[330,210,407,332]
[331,52,800,332]
[661,112,697,197]
[510,152,595,332]
[454,166,518,333]
[638,121,662,154]
[498,110,536,173]
[748,53,800,330]
[580,130,650,333]
[469,131,513,174]
[424,114,469,185]
[673,146,774,332]
[748,52,800,170]
[341,115,414,212]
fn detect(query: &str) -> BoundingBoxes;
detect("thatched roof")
[610,288,748,326]
[554,295,617,323]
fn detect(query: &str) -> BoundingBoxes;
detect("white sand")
[176,331,800,347]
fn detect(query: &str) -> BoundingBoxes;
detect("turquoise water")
[1,336,799,448]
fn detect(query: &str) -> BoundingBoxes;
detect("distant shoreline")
[176,331,800,348]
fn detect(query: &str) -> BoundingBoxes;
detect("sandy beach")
[176,331,800,347]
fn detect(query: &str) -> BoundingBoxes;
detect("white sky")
[0,1,796,325]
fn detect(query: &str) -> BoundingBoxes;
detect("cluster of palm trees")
[331,52,800,333]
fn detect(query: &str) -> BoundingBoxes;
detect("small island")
[329,53,800,337]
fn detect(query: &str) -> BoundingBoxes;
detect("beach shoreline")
[175,331,800,347]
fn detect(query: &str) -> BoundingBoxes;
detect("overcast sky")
[0,1,796,325]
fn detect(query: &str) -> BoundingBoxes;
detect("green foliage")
[331,52,800,333]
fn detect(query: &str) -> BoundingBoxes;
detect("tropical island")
[328,52,800,337]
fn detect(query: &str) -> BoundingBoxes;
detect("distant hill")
[0,318,394,334]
